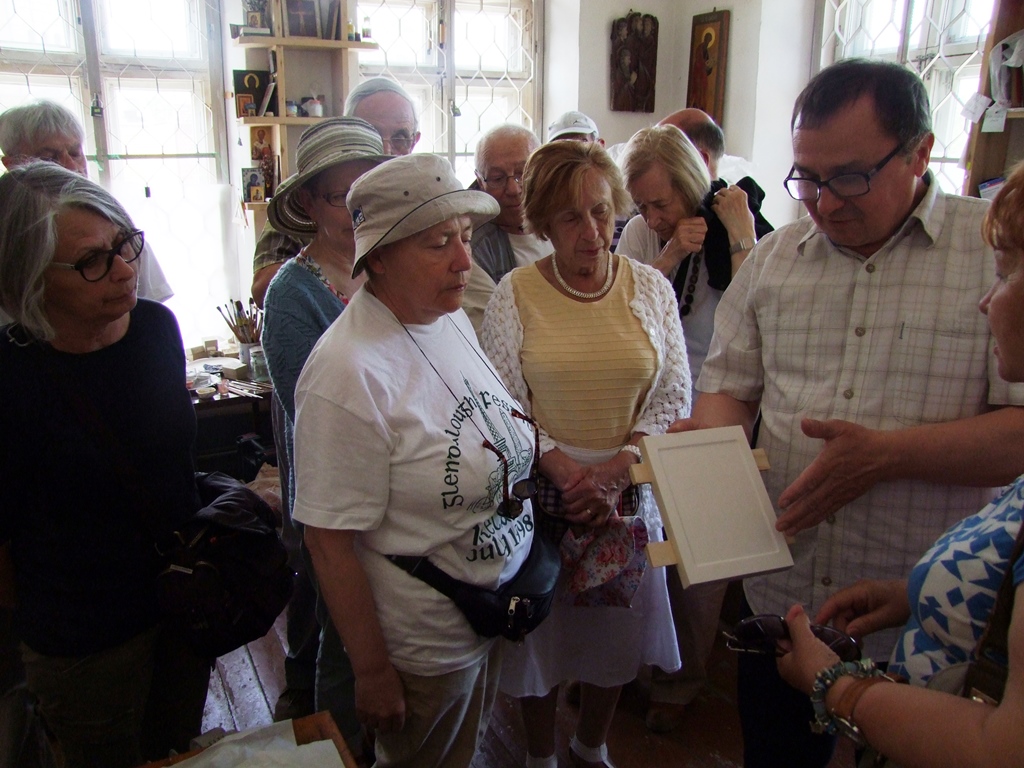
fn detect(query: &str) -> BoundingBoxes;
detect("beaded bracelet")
[809,659,883,741]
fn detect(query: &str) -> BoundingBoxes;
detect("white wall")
[546,0,684,146]
[545,0,817,226]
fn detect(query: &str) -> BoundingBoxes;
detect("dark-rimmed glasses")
[723,614,861,662]
[483,409,540,520]
[383,132,415,154]
[49,230,145,282]
[783,143,905,202]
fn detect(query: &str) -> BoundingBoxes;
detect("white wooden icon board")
[633,426,793,588]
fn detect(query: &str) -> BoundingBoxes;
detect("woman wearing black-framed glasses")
[0,162,210,766]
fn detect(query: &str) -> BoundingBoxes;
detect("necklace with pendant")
[551,250,614,300]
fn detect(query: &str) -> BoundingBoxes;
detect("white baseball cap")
[548,111,600,141]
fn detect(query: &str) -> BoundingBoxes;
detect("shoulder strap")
[385,554,472,601]
[976,517,1024,661]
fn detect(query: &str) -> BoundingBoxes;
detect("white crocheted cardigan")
[481,257,692,455]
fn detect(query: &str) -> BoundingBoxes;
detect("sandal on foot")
[569,735,617,768]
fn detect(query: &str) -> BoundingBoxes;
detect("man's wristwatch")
[729,237,756,255]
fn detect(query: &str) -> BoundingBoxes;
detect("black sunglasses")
[723,614,861,663]
[482,409,540,520]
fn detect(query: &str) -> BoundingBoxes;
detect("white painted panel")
[639,426,792,587]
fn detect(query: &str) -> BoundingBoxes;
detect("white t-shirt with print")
[293,288,535,676]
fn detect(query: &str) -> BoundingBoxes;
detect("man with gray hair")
[251,77,420,305]
[343,76,420,156]
[470,123,543,286]
[0,100,173,314]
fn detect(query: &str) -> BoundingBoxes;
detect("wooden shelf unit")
[964,0,1024,196]
[234,0,379,185]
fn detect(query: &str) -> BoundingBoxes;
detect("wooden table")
[140,711,358,767]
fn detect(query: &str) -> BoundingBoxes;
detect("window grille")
[816,0,994,193]
[0,0,232,346]
[355,0,541,183]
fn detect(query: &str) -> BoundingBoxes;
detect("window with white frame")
[355,0,540,185]
[0,0,234,348]
[818,0,994,193]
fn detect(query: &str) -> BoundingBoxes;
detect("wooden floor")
[201,614,855,768]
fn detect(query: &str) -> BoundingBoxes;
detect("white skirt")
[499,443,681,697]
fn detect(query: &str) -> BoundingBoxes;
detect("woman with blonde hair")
[482,140,688,767]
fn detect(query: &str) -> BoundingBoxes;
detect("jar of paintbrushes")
[217,300,264,368]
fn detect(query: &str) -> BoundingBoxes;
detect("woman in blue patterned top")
[261,117,388,753]
[777,163,1024,766]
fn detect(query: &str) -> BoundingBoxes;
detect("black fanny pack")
[386,530,560,642]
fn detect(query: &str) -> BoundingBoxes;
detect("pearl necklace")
[551,251,614,300]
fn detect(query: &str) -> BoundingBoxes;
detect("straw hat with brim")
[348,154,499,278]
[267,117,390,238]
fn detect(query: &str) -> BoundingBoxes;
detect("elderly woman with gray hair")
[0,162,209,767]
[293,153,538,767]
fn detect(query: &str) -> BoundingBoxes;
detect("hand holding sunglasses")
[723,613,862,663]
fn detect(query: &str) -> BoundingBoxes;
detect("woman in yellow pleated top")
[480,140,693,768]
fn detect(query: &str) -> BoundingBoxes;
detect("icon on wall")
[686,10,730,126]
[610,11,658,113]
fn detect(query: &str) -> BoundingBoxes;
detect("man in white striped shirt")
[674,58,1024,768]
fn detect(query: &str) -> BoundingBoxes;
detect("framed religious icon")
[609,12,658,112]
[284,0,322,38]
[632,426,792,588]
[686,10,730,125]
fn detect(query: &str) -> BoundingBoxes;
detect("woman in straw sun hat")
[292,153,539,767]
[261,116,388,751]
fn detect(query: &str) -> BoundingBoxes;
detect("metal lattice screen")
[354,0,540,183]
[819,0,994,192]
[0,0,235,346]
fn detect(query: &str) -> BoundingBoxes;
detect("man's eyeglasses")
[723,614,862,662]
[783,143,905,202]
[49,230,145,282]
[384,134,415,154]
[479,170,525,191]
[482,409,540,520]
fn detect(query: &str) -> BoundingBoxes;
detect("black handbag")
[155,471,294,658]
[50,364,295,659]
[386,528,560,642]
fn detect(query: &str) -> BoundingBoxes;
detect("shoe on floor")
[645,701,686,733]
[272,687,315,721]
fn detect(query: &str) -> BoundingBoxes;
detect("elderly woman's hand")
[355,663,406,733]
[776,604,841,695]
[560,452,636,527]
[652,216,708,276]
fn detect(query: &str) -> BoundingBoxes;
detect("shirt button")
[822,576,833,587]
[843,389,854,399]
[866,264,876,273]
[826,514,836,524]
[855,327,866,337]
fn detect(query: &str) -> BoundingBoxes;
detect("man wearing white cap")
[547,110,604,145]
